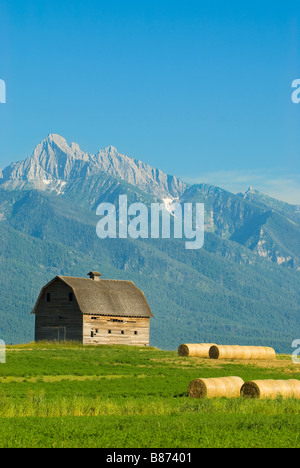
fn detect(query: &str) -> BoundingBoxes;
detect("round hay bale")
[178,343,217,358]
[188,376,244,399]
[209,345,276,361]
[241,379,300,399]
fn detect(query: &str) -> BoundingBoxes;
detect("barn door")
[51,327,66,342]
[58,327,66,342]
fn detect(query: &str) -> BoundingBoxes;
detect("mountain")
[2,134,300,268]
[0,134,299,352]
[233,187,300,268]
[1,134,186,200]
[180,183,300,268]
[240,186,300,224]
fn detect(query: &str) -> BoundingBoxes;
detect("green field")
[0,342,299,448]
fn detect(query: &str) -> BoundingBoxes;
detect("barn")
[32,271,154,346]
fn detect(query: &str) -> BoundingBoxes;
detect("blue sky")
[0,0,300,203]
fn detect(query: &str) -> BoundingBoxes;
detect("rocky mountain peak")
[0,134,187,199]
[103,145,118,154]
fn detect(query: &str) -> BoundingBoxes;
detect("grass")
[0,342,300,448]
[1,414,300,448]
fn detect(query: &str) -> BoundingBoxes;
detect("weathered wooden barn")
[32,271,153,346]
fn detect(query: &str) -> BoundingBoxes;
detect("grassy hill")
[0,342,299,448]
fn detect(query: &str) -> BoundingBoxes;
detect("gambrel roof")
[31,275,153,318]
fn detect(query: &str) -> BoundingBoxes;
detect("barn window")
[69,292,73,302]
[134,331,138,335]
[121,331,124,335]
[46,293,51,302]
[91,331,94,338]
[108,330,111,334]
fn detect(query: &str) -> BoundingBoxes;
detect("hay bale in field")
[241,380,300,399]
[178,343,217,358]
[209,345,276,361]
[188,376,244,399]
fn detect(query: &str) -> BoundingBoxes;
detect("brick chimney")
[88,271,102,281]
